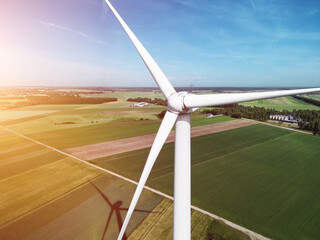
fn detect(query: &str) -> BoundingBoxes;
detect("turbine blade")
[104,0,176,99]
[117,110,178,240]
[184,88,320,108]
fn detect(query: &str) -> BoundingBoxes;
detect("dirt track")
[65,119,256,161]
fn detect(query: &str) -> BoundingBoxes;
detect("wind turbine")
[104,1,320,239]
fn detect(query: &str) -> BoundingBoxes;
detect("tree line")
[127,97,167,106]
[5,94,117,109]
[294,110,320,135]
[203,105,320,136]
[27,94,117,104]
[293,95,320,107]
[202,105,274,121]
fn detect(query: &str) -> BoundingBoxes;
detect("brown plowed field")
[65,119,256,160]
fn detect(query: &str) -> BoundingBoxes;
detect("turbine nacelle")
[167,92,197,114]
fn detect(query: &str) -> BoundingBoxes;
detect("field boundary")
[0,125,270,240]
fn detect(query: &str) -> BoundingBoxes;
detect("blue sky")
[0,0,319,87]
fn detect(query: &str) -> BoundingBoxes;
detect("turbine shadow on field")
[90,181,157,240]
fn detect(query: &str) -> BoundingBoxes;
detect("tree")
[156,110,166,119]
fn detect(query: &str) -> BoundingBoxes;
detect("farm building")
[130,102,149,108]
[269,114,301,123]
[206,113,214,118]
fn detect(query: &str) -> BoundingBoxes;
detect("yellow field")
[0,127,164,240]
[80,91,165,101]
[14,104,89,110]
[0,110,57,122]
[129,198,213,239]
[0,173,163,240]
[0,158,102,225]
[0,131,64,179]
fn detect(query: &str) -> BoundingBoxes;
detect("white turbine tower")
[104,1,320,239]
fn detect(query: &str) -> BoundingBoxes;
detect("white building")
[130,102,149,108]
[269,114,301,123]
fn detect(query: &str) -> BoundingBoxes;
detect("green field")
[0,90,167,131]
[4,106,164,134]
[1,90,233,137]
[2,105,232,149]
[302,94,320,101]
[241,96,320,111]
[92,124,320,240]
[207,219,251,240]
[27,114,232,149]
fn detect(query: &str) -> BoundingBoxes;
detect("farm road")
[65,119,257,161]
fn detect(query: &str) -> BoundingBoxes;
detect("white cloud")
[249,0,256,10]
[34,19,109,46]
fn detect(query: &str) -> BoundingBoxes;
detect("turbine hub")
[167,92,196,114]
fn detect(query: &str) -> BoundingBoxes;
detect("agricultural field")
[0,131,63,180]
[0,89,235,160]
[80,90,165,100]
[0,110,58,122]
[129,198,213,240]
[240,96,320,111]
[1,97,232,149]
[0,128,156,239]
[2,106,163,135]
[0,126,155,239]
[0,128,233,240]
[0,158,102,225]
[0,103,240,239]
[26,114,232,149]
[92,124,320,240]
[302,94,320,101]
[2,88,319,240]
[64,118,251,161]
[15,104,91,111]
[0,90,166,136]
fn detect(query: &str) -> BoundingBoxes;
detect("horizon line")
[1,86,320,89]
